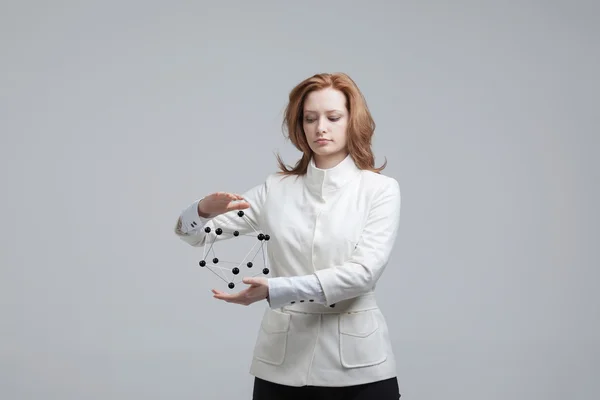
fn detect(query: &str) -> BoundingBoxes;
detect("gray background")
[1,0,598,399]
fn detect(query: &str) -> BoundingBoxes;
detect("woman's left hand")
[212,277,269,306]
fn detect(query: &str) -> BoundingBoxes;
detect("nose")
[317,117,328,134]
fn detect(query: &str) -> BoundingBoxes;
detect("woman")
[174,72,402,399]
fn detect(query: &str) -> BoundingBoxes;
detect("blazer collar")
[305,154,361,198]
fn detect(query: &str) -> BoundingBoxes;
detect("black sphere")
[237,210,244,217]
[232,267,240,275]
[199,260,206,267]
[204,227,211,233]
[228,282,235,289]
[215,228,223,235]
[212,257,219,264]
[247,262,253,268]
[258,233,265,241]
[263,268,269,274]
[264,234,270,241]
[233,231,239,237]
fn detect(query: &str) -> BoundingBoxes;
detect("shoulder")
[359,170,401,197]
[251,173,302,199]
[264,172,302,188]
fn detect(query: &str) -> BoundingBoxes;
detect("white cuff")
[267,274,326,309]
[179,199,213,234]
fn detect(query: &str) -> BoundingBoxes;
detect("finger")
[215,192,235,201]
[213,292,239,301]
[236,201,251,209]
[214,295,240,303]
[214,295,248,306]
[244,277,267,287]
[243,277,256,285]
[227,201,250,211]
[213,288,250,301]
[213,291,238,300]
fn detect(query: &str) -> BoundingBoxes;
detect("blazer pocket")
[253,309,291,366]
[339,311,387,368]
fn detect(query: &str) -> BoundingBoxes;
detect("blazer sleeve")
[174,178,269,248]
[267,274,327,309]
[314,178,401,305]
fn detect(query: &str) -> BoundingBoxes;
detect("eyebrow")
[304,109,343,113]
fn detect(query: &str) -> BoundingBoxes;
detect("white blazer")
[175,154,401,387]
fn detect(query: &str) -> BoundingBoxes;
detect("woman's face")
[302,87,349,167]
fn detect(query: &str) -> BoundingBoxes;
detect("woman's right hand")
[197,192,250,218]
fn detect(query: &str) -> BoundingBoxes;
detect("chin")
[313,149,347,161]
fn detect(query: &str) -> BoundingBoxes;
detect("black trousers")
[252,376,401,400]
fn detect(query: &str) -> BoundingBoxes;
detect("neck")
[305,151,360,200]
[313,151,350,169]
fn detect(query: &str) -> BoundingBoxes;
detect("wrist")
[197,200,212,218]
[265,279,270,301]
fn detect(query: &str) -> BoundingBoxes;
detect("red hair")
[275,72,387,176]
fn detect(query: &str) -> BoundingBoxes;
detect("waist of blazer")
[280,291,378,314]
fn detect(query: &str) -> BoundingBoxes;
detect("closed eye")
[304,117,341,123]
